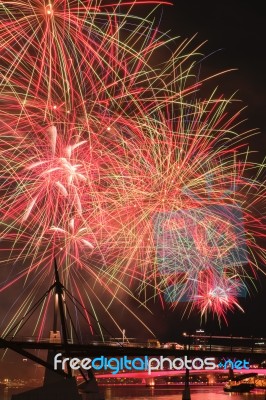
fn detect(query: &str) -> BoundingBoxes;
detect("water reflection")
[2,386,266,400]
[86,386,266,400]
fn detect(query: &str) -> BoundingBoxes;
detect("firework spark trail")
[0,0,266,332]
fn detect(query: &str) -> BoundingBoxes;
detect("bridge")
[1,335,266,361]
[1,333,266,385]
[95,368,266,381]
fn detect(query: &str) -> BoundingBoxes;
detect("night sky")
[148,0,266,339]
[159,1,266,155]
[1,1,266,357]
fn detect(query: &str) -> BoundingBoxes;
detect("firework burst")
[0,0,266,333]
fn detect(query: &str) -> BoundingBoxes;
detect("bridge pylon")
[182,368,191,400]
[9,258,104,400]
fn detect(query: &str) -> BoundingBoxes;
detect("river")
[2,385,266,400]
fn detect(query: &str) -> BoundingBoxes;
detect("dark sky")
[147,0,266,339]
[159,1,266,156]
